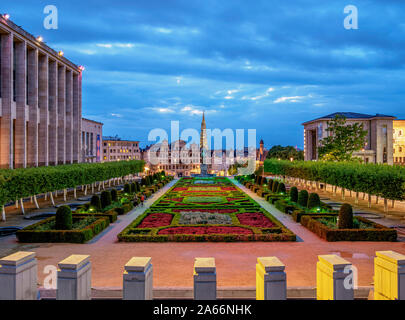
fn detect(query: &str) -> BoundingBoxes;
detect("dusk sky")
[3,0,405,149]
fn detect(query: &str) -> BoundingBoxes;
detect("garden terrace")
[118,177,296,242]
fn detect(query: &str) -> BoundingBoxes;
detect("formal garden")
[236,167,398,242]
[16,170,174,243]
[118,177,296,242]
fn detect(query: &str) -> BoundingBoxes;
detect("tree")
[266,145,304,161]
[318,115,367,162]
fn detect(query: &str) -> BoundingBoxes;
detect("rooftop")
[303,112,396,125]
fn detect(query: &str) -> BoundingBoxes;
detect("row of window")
[394,157,405,163]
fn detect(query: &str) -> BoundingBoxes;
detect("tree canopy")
[318,115,367,162]
[266,145,304,161]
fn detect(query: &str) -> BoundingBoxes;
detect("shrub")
[307,193,321,209]
[111,189,118,202]
[277,183,286,194]
[290,187,298,203]
[55,206,72,230]
[100,191,112,209]
[338,204,353,229]
[297,190,309,207]
[90,195,102,211]
[130,183,136,193]
[267,179,273,191]
[272,181,279,193]
[124,183,131,193]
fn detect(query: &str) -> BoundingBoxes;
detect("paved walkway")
[1,178,405,290]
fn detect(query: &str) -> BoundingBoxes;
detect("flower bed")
[118,177,296,242]
[300,215,397,242]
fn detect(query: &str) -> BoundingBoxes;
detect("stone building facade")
[393,120,405,165]
[303,112,396,165]
[102,136,141,162]
[81,118,103,163]
[0,15,83,168]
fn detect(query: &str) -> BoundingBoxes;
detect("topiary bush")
[277,183,286,194]
[290,187,299,203]
[307,193,321,209]
[297,190,309,207]
[100,190,112,209]
[55,205,72,230]
[124,183,131,193]
[111,189,118,202]
[272,180,279,193]
[338,203,353,229]
[90,195,102,211]
[267,179,273,192]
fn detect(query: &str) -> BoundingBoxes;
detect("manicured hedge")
[292,209,337,223]
[300,215,397,241]
[0,160,144,206]
[16,215,110,243]
[264,159,405,201]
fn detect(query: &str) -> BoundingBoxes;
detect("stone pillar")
[48,59,58,166]
[78,73,82,162]
[57,65,66,165]
[316,254,354,300]
[256,257,287,300]
[27,48,39,167]
[0,251,37,300]
[65,69,73,164]
[193,258,216,300]
[14,40,27,168]
[72,73,80,163]
[38,54,49,166]
[123,257,153,300]
[57,255,91,300]
[374,251,405,300]
[0,33,13,169]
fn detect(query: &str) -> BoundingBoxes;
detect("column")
[72,72,80,163]
[65,69,73,164]
[0,33,13,169]
[374,251,405,300]
[57,255,91,300]
[316,254,354,300]
[38,54,49,166]
[256,257,287,300]
[123,257,153,300]
[14,40,27,168]
[57,65,65,164]
[27,48,38,167]
[193,258,216,300]
[78,73,82,162]
[48,59,58,165]
[0,251,37,300]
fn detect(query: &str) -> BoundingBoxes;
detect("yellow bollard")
[317,255,354,300]
[374,251,405,300]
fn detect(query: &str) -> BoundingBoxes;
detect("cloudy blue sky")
[2,0,405,149]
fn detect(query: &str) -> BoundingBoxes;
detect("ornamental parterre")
[118,177,296,242]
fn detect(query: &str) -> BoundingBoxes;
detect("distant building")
[393,120,405,165]
[102,136,141,162]
[81,118,103,163]
[303,112,396,165]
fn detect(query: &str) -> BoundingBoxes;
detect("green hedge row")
[300,215,397,242]
[264,159,405,201]
[0,160,144,206]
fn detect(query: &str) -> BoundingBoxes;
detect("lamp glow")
[36,36,43,42]
[58,51,64,56]
[3,14,10,20]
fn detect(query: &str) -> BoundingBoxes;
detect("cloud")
[274,95,307,104]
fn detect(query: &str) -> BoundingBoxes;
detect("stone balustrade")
[0,251,404,300]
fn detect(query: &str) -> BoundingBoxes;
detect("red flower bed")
[172,209,239,213]
[221,187,237,191]
[173,187,188,191]
[227,198,240,201]
[167,198,184,202]
[237,213,275,228]
[158,226,253,235]
[137,213,173,228]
